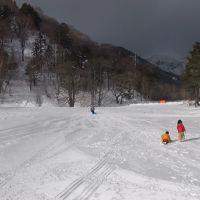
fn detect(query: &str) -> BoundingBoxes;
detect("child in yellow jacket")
[161,131,171,144]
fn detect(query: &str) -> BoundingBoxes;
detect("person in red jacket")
[177,120,186,142]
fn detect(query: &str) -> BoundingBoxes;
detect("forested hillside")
[0,0,183,106]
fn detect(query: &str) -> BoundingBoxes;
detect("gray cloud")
[15,0,200,60]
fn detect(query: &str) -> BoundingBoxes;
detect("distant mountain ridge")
[147,55,185,76]
[106,46,180,83]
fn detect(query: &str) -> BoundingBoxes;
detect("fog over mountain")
[15,0,200,59]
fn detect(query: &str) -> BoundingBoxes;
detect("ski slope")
[0,102,200,200]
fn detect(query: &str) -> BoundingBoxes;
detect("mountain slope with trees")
[0,1,183,106]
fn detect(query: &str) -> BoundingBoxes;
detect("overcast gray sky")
[15,0,200,60]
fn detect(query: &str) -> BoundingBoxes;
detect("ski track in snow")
[0,104,200,199]
[56,156,115,200]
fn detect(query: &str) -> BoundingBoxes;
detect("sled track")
[0,117,67,145]
[56,155,115,200]
[0,171,16,189]
[0,125,45,145]
[0,138,62,189]
[0,129,83,189]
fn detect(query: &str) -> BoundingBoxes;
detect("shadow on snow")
[183,137,200,142]
[169,137,200,144]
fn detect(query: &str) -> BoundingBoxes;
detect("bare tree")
[0,49,9,100]
[0,19,10,48]
[16,13,33,61]
[59,60,80,107]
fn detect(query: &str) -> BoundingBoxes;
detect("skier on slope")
[90,105,95,114]
[161,131,171,144]
[177,120,186,142]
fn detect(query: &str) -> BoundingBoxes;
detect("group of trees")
[0,0,18,99]
[0,1,184,106]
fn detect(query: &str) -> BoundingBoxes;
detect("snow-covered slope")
[2,36,46,106]
[0,103,200,200]
[148,55,185,76]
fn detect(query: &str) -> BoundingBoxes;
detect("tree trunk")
[21,39,25,62]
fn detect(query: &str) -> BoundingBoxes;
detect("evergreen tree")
[184,42,200,106]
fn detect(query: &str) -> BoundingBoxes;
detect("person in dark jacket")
[90,105,95,114]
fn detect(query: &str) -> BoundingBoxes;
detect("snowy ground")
[0,102,200,200]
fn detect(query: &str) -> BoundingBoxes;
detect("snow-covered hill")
[0,102,200,200]
[148,55,185,76]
